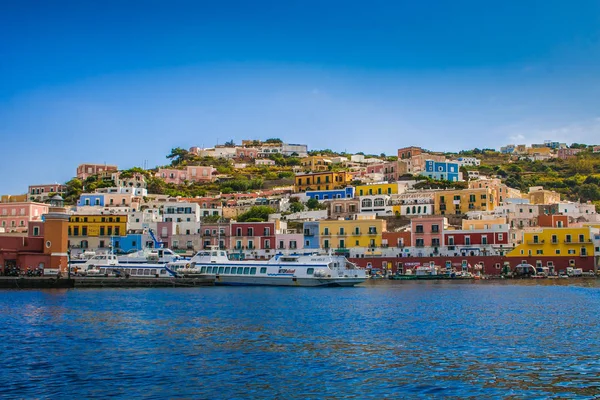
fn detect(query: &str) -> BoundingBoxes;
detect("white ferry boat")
[166,246,367,287]
[70,254,177,278]
[70,248,183,266]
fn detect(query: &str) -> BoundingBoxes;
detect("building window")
[431,225,439,233]
[416,225,424,233]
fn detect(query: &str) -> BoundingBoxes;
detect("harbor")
[0,276,214,289]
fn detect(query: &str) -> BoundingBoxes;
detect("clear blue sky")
[1,0,600,194]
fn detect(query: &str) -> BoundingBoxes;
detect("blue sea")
[0,280,599,399]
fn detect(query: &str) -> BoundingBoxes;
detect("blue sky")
[1,0,600,194]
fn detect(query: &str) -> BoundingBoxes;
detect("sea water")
[0,280,599,399]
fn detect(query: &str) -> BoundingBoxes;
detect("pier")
[0,277,215,289]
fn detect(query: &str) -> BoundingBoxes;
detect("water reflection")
[0,282,598,398]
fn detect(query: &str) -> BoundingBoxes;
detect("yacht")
[166,246,367,287]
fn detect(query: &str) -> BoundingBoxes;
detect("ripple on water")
[0,282,598,399]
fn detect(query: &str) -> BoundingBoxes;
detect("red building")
[0,199,70,275]
[538,214,568,228]
[382,232,411,248]
[230,222,276,251]
[350,255,596,276]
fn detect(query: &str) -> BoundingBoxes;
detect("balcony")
[303,231,315,236]
[353,231,361,236]
[368,230,378,235]
[526,240,544,245]
[338,232,347,236]
[322,232,331,237]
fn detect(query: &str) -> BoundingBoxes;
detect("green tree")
[167,147,190,166]
[289,201,305,213]
[236,206,275,222]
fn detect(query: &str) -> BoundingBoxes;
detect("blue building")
[303,221,320,249]
[111,234,143,253]
[421,160,460,182]
[305,187,355,201]
[77,194,105,207]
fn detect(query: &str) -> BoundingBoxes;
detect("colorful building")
[156,166,216,185]
[68,214,128,250]
[0,202,49,233]
[327,198,360,220]
[420,160,460,182]
[300,156,332,172]
[508,227,594,258]
[294,171,352,192]
[434,188,495,215]
[77,163,118,180]
[0,199,70,274]
[355,182,399,196]
[28,184,67,202]
[317,219,386,251]
[305,187,355,201]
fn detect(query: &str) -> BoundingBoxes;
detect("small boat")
[70,254,177,278]
[167,246,367,287]
[389,263,469,280]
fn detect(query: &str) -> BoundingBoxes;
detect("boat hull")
[183,274,366,287]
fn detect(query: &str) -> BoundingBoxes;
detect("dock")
[0,277,215,289]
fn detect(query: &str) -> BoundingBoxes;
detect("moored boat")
[167,246,367,287]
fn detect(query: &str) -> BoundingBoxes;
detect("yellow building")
[355,182,399,196]
[434,188,495,215]
[1,194,28,203]
[508,227,593,258]
[294,171,352,192]
[527,187,561,205]
[68,214,128,238]
[300,156,331,172]
[468,178,521,204]
[319,219,386,250]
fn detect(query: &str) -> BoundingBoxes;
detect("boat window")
[144,269,150,275]
[231,267,237,274]
[218,267,225,274]
[307,268,314,275]
[250,267,256,275]
[206,267,213,273]
[125,269,130,274]
[220,252,226,257]
[260,267,267,274]
[200,266,206,273]
[225,267,231,274]
[243,267,250,275]
[151,269,157,275]
[160,270,166,275]
[135,269,141,275]
[212,251,218,256]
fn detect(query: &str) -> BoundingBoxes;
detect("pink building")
[236,147,259,160]
[0,202,49,233]
[156,166,216,185]
[77,163,118,180]
[557,148,582,160]
[274,233,303,252]
[366,161,398,181]
[28,184,67,202]
[200,223,231,249]
[410,216,447,248]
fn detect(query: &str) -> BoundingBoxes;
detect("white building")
[359,195,393,217]
[390,191,435,216]
[455,157,481,167]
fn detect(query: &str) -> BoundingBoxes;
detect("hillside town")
[1,138,600,277]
